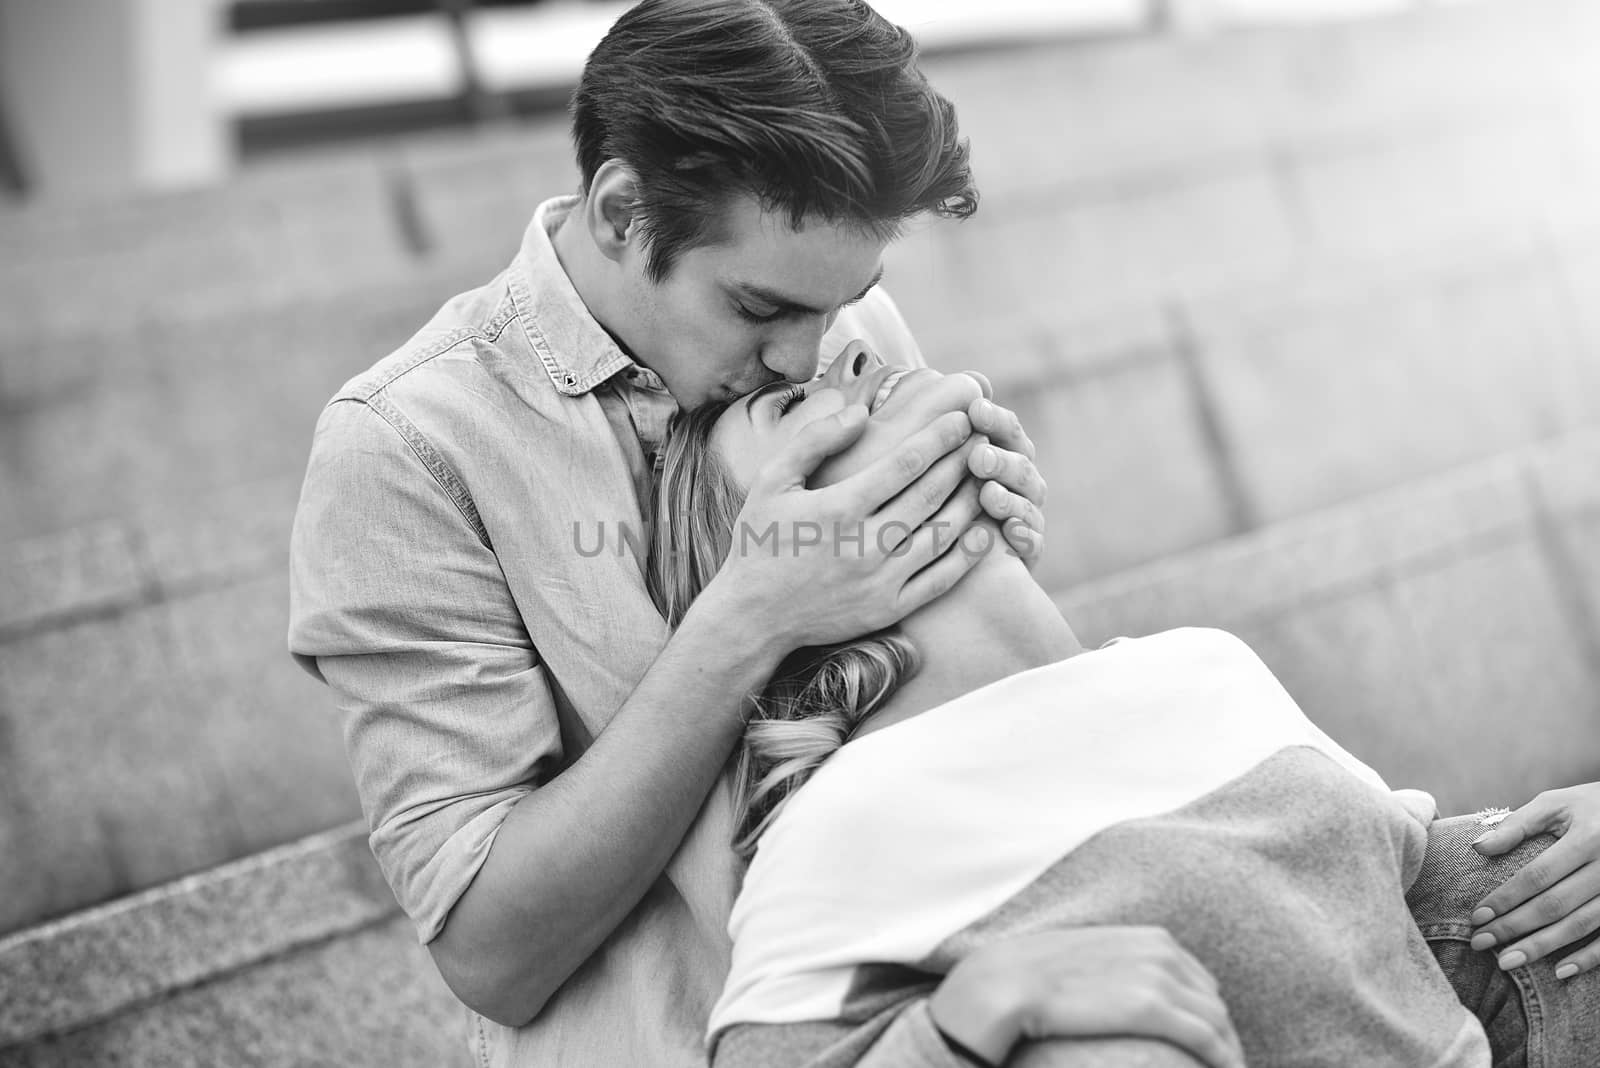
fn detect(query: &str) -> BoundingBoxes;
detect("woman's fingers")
[1483,864,1600,972]
[1473,837,1590,936]
[1472,790,1570,858]
[1553,933,1600,981]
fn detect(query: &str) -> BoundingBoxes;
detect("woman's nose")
[825,340,882,386]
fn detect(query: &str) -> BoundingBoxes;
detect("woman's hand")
[960,372,1047,570]
[928,927,1245,1068]
[1469,783,1600,979]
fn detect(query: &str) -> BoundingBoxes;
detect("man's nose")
[761,328,825,384]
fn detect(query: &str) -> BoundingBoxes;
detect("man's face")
[614,195,889,409]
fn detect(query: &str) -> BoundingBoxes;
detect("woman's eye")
[737,303,783,323]
[775,386,807,416]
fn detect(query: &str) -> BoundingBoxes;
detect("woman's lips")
[870,369,911,414]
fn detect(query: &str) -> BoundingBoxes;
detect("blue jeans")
[1409,814,1600,1067]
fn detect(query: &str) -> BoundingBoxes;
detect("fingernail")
[1470,906,1495,925]
[1471,832,1490,846]
[1498,951,1526,971]
[976,445,997,476]
[1556,964,1580,981]
[1470,932,1497,951]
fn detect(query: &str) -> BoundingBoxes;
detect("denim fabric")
[1410,814,1600,1067]
[287,195,927,1067]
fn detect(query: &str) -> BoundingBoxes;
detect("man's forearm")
[429,581,787,1026]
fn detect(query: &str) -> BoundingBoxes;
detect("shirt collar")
[508,195,653,398]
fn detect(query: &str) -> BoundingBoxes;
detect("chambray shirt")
[287,196,927,1067]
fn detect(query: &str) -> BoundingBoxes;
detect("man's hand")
[707,383,986,656]
[960,371,1047,570]
[1469,783,1600,979]
[929,927,1245,1068]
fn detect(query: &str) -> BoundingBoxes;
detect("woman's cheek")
[810,420,895,488]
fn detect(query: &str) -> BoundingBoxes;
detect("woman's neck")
[855,527,1083,737]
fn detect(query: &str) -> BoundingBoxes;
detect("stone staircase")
[3,0,1598,1062]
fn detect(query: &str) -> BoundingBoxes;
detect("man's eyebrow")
[735,267,885,317]
[744,380,792,424]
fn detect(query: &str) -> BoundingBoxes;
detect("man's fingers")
[868,425,979,540]
[979,480,1047,535]
[894,525,984,614]
[1473,792,1568,857]
[1474,858,1600,954]
[753,402,869,494]
[971,443,1047,510]
[1494,890,1600,973]
[835,409,972,514]
[1133,993,1244,1068]
[968,396,1035,460]
[881,474,985,574]
[958,369,994,400]
[1001,518,1044,567]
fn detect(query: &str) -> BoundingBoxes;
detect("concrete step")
[1057,424,1600,815]
[888,222,1600,588]
[0,477,359,936]
[0,270,469,544]
[4,422,1597,937]
[0,154,420,350]
[3,431,1598,1066]
[6,214,1598,576]
[6,0,1597,348]
[0,824,462,1066]
[924,0,1600,202]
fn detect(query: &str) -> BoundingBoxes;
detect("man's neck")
[551,205,631,356]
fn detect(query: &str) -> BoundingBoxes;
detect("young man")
[288,1,1048,1064]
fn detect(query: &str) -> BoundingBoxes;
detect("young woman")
[647,345,1600,1068]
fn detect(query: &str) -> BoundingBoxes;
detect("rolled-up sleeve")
[288,397,563,944]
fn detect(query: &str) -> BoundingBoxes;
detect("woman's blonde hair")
[647,402,919,859]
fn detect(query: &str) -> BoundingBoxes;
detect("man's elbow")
[428,934,555,1028]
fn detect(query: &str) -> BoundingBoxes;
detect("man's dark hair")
[570,0,978,281]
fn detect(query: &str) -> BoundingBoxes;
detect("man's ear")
[583,160,641,264]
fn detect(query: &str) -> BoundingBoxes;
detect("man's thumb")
[762,403,868,489]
